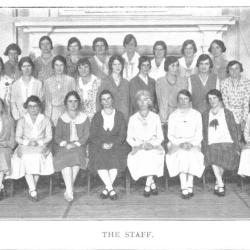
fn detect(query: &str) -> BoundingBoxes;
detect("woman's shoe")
[217,186,225,197]
[29,190,39,202]
[109,190,118,200]
[144,186,151,198]
[150,183,158,195]
[187,187,194,198]
[100,189,109,199]
[181,189,189,200]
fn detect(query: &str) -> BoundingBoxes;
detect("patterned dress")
[4,60,22,81]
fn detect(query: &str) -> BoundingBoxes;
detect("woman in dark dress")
[54,91,90,202]
[88,90,127,200]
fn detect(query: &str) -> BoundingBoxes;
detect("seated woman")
[88,90,127,200]
[11,96,54,202]
[0,98,15,200]
[166,89,204,199]
[53,91,90,202]
[202,89,240,196]
[127,90,165,197]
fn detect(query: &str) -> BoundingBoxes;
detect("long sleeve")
[77,118,90,146]
[167,113,184,145]
[243,89,250,122]
[147,115,164,146]
[44,80,52,119]
[15,118,28,145]
[220,79,229,109]
[189,112,203,146]
[110,114,127,147]
[10,83,20,121]
[89,114,104,147]
[244,114,250,143]
[38,118,52,146]
[126,116,143,147]
[216,77,220,90]
[54,118,65,145]
[187,77,192,93]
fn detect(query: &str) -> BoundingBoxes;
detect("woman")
[89,90,127,200]
[188,54,220,114]
[97,55,130,122]
[11,96,54,201]
[220,60,250,137]
[0,57,14,114]
[66,37,83,79]
[178,40,198,78]
[122,34,140,81]
[149,40,167,81]
[208,39,228,81]
[76,58,101,121]
[127,90,164,197]
[166,90,204,199]
[89,37,110,79]
[11,57,43,121]
[202,89,240,196]
[129,56,158,115]
[4,43,22,80]
[44,55,76,127]
[54,91,90,202]
[0,99,15,200]
[238,113,250,177]
[156,56,188,146]
[33,36,54,83]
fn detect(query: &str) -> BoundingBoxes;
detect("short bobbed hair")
[138,56,151,70]
[76,58,92,73]
[108,55,124,75]
[23,95,42,109]
[4,43,22,56]
[208,39,226,53]
[39,36,53,49]
[123,34,137,47]
[135,89,153,108]
[153,40,167,57]
[67,37,82,50]
[206,89,223,104]
[64,91,81,110]
[177,89,192,102]
[226,60,243,74]
[18,56,35,72]
[99,89,114,104]
[0,58,5,74]
[164,56,178,72]
[181,40,197,55]
[196,54,213,69]
[92,37,109,52]
[52,55,67,69]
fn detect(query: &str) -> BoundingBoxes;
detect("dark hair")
[18,56,35,72]
[123,34,137,47]
[0,98,7,115]
[181,40,197,55]
[153,40,167,57]
[208,39,226,53]
[206,89,223,104]
[177,89,192,102]
[108,55,124,76]
[138,56,151,70]
[39,36,53,50]
[196,54,213,69]
[52,55,67,69]
[99,89,113,104]
[67,37,82,51]
[226,60,243,74]
[92,37,109,52]
[23,95,42,109]
[76,58,92,74]
[4,43,22,56]
[164,56,178,72]
[0,57,5,74]
[64,91,81,109]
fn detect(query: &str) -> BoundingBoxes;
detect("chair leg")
[87,171,91,196]
[125,169,131,195]
[49,175,53,196]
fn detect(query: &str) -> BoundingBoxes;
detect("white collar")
[94,55,109,66]
[20,76,35,86]
[122,51,140,63]
[151,58,165,68]
[61,112,87,124]
[179,54,198,69]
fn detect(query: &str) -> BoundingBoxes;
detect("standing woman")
[129,56,158,115]
[188,54,220,114]
[127,90,165,197]
[89,37,110,80]
[208,39,228,81]
[0,99,15,200]
[44,55,76,127]
[220,60,250,138]
[66,37,83,79]
[149,40,167,81]
[11,96,54,201]
[4,43,22,81]
[122,34,140,81]
[166,90,204,199]
[75,58,101,122]
[0,58,14,114]
[33,36,54,83]
[202,89,240,196]
[89,90,127,200]
[97,55,130,122]
[178,39,198,78]
[54,91,90,202]
[11,57,43,121]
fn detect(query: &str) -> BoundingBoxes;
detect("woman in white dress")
[11,96,54,201]
[178,40,199,78]
[127,90,165,197]
[149,40,167,81]
[166,89,205,199]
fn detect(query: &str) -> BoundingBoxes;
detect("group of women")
[0,34,250,203]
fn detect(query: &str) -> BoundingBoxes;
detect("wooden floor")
[1,176,250,220]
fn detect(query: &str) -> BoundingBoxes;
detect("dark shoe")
[109,190,118,200]
[28,190,39,202]
[144,186,151,198]
[0,188,7,200]
[100,189,109,199]
[217,186,225,197]
[181,189,189,200]
[150,184,158,195]
[187,187,194,198]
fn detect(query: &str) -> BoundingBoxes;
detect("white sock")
[179,173,188,190]
[146,176,153,187]
[109,169,118,185]
[98,170,113,191]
